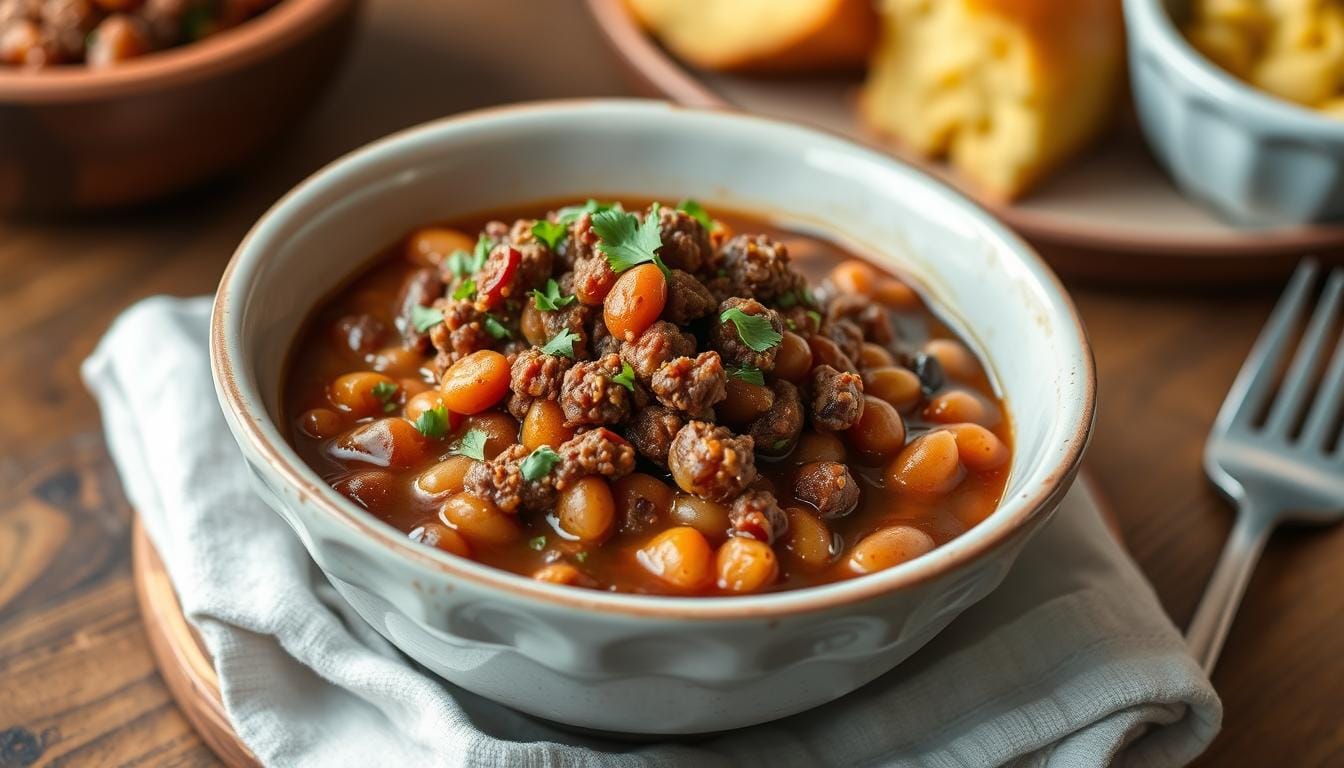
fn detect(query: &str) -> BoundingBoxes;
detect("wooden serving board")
[131,478,1120,767]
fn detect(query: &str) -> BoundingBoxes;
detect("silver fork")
[1189,260,1344,674]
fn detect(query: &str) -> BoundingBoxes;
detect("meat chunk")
[464,445,558,514]
[508,218,556,290]
[654,204,714,274]
[651,351,728,416]
[395,267,445,353]
[540,302,593,360]
[794,461,860,519]
[825,318,865,365]
[719,234,798,302]
[559,353,631,427]
[620,320,695,381]
[667,420,756,502]
[730,490,788,544]
[748,380,805,455]
[552,210,600,270]
[571,215,617,305]
[331,313,386,357]
[506,347,571,419]
[826,292,895,347]
[588,308,623,357]
[711,297,784,372]
[626,405,685,465]
[554,427,636,488]
[663,268,716,325]
[808,364,864,431]
[428,298,493,372]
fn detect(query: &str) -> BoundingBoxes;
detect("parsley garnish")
[728,365,765,386]
[720,308,782,352]
[575,551,589,563]
[611,361,636,392]
[483,314,512,340]
[521,446,562,481]
[444,234,491,278]
[410,305,444,333]
[540,328,580,358]
[591,204,669,277]
[530,278,576,311]
[777,291,798,309]
[372,380,398,412]
[528,535,547,551]
[555,199,617,225]
[452,280,476,300]
[414,405,450,439]
[806,309,823,329]
[772,438,791,452]
[450,427,488,461]
[676,199,714,231]
[531,220,567,250]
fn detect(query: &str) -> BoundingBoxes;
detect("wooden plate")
[584,0,1344,282]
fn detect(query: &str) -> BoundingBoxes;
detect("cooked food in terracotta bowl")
[213,101,1094,733]
[0,0,357,213]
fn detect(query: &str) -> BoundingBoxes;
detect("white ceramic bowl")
[1127,0,1344,226]
[211,100,1095,735]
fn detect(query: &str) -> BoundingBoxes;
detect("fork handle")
[1186,507,1274,675]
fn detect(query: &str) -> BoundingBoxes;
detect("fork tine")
[1301,277,1344,451]
[1266,269,1344,435]
[1214,260,1319,432]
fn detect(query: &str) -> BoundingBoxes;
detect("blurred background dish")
[0,0,359,214]
[588,0,1344,282]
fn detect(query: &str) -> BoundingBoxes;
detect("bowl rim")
[1126,0,1344,139]
[211,99,1097,621]
[0,0,352,102]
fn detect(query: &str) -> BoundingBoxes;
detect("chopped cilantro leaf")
[555,199,617,225]
[372,380,398,412]
[528,535,548,551]
[473,234,492,268]
[540,328,580,358]
[445,250,473,278]
[410,305,444,333]
[531,219,568,250]
[806,309,823,329]
[452,279,477,300]
[772,438,791,452]
[521,446,562,481]
[575,551,589,563]
[727,365,765,386]
[591,204,669,277]
[720,307,782,352]
[776,291,798,309]
[799,288,818,307]
[611,361,636,392]
[450,427,488,461]
[483,314,512,340]
[530,278,576,311]
[414,405,450,439]
[676,199,714,231]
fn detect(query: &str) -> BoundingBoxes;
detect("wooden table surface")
[2,1,1342,765]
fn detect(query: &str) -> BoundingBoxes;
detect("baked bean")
[408,521,472,557]
[669,494,731,544]
[847,525,935,574]
[533,563,591,586]
[873,278,920,310]
[406,227,475,266]
[521,399,575,451]
[862,366,923,410]
[415,455,476,497]
[773,331,814,383]
[845,395,906,462]
[441,492,519,546]
[716,378,775,427]
[86,15,149,67]
[331,417,425,468]
[300,408,343,439]
[557,476,616,542]
[399,378,433,397]
[886,431,964,496]
[461,411,519,459]
[793,431,847,464]
[331,313,386,356]
[924,339,981,382]
[945,424,1010,472]
[440,350,510,414]
[807,334,858,373]
[923,389,998,427]
[329,371,399,418]
[604,263,667,342]
[332,469,396,510]
[637,526,713,590]
[828,259,876,296]
[783,507,833,569]
[715,537,779,593]
[614,473,675,532]
[404,390,450,423]
[371,346,425,379]
[520,302,548,346]
[858,342,895,369]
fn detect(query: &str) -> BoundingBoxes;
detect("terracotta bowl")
[212,101,1096,734]
[0,0,359,214]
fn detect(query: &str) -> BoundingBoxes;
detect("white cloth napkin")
[83,296,1221,768]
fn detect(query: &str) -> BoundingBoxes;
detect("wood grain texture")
[0,1,1341,766]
